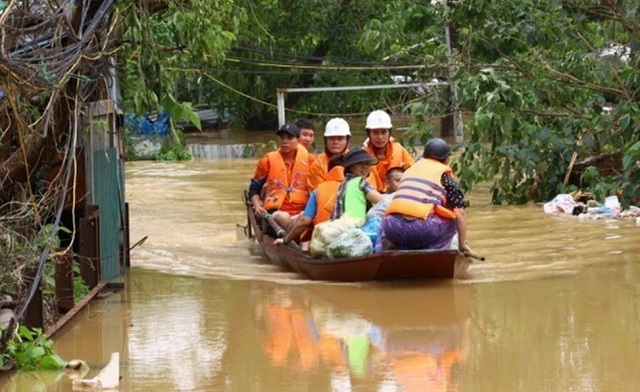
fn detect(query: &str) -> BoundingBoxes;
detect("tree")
[117,0,241,129]
[174,0,422,129]
[359,0,640,205]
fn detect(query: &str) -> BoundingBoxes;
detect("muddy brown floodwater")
[1,158,639,392]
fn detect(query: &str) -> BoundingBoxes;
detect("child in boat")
[385,167,404,194]
[331,148,384,220]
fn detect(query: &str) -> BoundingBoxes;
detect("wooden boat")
[245,205,473,282]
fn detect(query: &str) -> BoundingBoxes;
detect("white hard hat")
[365,110,392,129]
[324,118,351,137]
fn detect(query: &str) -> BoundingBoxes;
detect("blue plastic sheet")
[125,112,170,137]
[361,216,382,246]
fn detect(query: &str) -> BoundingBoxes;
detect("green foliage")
[172,0,420,128]
[366,0,640,205]
[42,261,56,298]
[1,326,67,371]
[114,0,639,203]
[38,223,89,302]
[73,261,89,302]
[117,0,239,114]
[242,144,256,158]
[41,260,89,303]
[157,142,193,161]
[161,95,201,130]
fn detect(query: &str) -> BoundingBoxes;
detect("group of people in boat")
[247,109,474,255]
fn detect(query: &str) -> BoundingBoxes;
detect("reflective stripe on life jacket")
[386,158,457,220]
[313,166,344,225]
[263,145,310,213]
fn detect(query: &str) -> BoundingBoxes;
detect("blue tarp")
[125,112,170,137]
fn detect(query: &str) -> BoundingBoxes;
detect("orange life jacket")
[394,353,453,392]
[307,152,330,191]
[263,145,310,214]
[365,141,410,191]
[313,166,345,225]
[385,158,457,220]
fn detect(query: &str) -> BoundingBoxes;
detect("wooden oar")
[242,190,253,238]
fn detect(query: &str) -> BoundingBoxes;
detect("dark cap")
[276,123,300,137]
[344,147,378,168]
[423,138,450,160]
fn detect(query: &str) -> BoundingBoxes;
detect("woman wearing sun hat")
[331,147,384,220]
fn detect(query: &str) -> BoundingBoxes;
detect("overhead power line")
[231,44,421,67]
[224,56,425,71]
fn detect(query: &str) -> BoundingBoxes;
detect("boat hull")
[247,207,471,282]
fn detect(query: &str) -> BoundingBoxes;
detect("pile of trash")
[543,192,640,225]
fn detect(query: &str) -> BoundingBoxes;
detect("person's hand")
[459,242,485,261]
[273,238,285,246]
[253,203,267,217]
[459,241,472,255]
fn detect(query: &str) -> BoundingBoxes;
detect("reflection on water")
[2,159,639,391]
[251,282,471,391]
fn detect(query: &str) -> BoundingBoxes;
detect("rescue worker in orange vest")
[362,110,414,192]
[381,138,474,253]
[295,118,316,154]
[273,154,345,247]
[307,118,351,191]
[249,123,311,231]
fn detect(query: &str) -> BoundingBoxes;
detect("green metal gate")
[93,147,123,281]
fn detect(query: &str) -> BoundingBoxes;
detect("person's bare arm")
[454,207,472,253]
[274,215,313,245]
[366,189,384,204]
[251,194,266,216]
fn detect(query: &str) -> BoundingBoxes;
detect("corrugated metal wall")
[85,99,125,282]
[92,148,122,281]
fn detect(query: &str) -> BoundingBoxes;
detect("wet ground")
[1,158,639,391]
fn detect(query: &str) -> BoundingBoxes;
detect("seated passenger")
[307,118,351,191]
[295,118,316,155]
[367,166,405,220]
[384,166,405,194]
[273,155,345,247]
[362,110,414,192]
[331,148,384,221]
[381,138,474,254]
[248,123,311,231]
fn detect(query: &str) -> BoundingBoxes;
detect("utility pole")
[444,19,463,143]
[438,0,463,143]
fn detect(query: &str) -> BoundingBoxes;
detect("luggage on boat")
[327,228,373,259]
[310,216,364,258]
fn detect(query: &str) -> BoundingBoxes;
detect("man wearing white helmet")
[307,117,351,191]
[363,110,414,192]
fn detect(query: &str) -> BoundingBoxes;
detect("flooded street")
[2,158,639,391]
